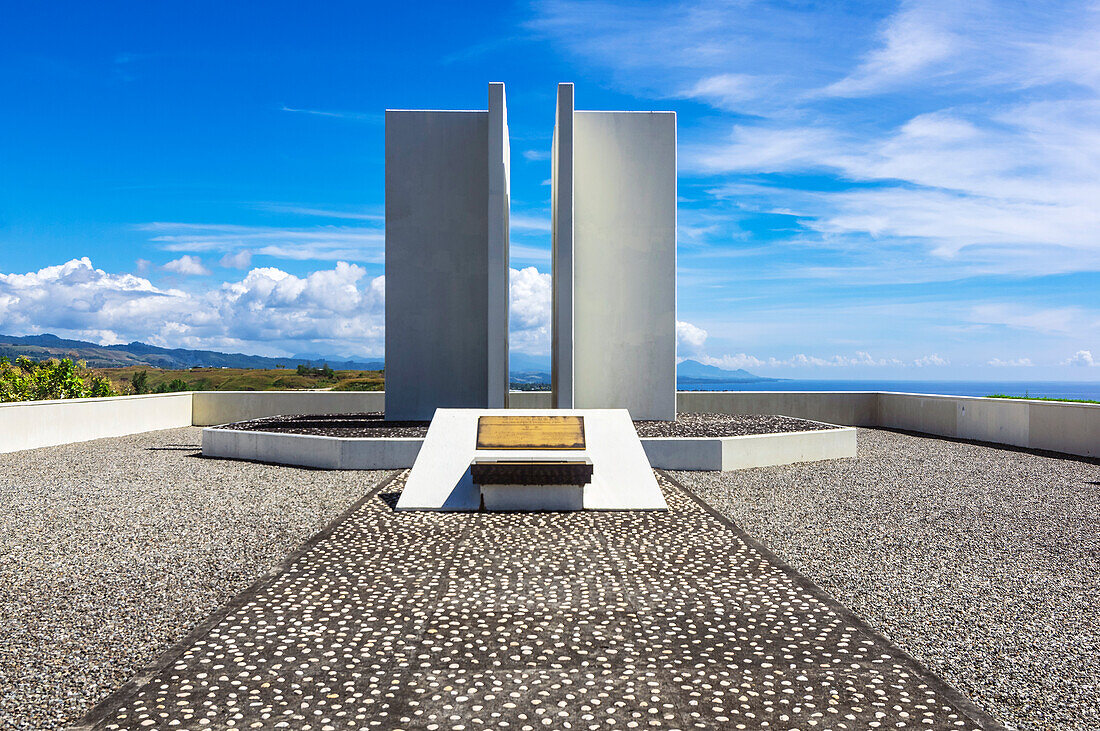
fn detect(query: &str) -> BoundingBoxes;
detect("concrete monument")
[384,83,510,420]
[551,83,678,421]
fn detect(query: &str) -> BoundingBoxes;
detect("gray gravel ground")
[634,411,836,437]
[672,427,1100,731]
[0,427,389,731]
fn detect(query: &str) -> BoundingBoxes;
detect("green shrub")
[0,356,119,402]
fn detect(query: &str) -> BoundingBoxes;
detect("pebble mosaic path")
[77,471,1001,731]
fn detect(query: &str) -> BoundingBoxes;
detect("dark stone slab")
[77,472,1003,731]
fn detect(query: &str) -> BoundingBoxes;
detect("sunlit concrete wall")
[1,390,1095,460]
[385,83,510,420]
[678,391,879,427]
[192,391,385,426]
[552,83,678,420]
[0,393,191,454]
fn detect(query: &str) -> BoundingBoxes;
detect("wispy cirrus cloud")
[140,222,384,264]
[533,0,1100,285]
[280,105,382,122]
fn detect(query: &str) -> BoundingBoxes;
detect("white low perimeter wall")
[192,391,386,426]
[0,393,192,454]
[2,389,1096,459]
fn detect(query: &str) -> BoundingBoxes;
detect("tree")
[131,370,149,394]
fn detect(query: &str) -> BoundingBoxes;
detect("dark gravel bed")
[220,411,837,439]
[220,412,429,438]
[634,412,836,437]
[0,428,391,731]
[672,428,1100,731]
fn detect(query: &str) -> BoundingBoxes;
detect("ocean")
[675,379,1100,401]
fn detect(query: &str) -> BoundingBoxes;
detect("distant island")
[676,359,781,384]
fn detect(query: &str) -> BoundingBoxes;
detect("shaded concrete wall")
[550,83,574,410]
[487,82,511,408]
[385,100,508,420]
[0,393,192,454]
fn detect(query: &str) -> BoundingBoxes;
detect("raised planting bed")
[203,411,856,471]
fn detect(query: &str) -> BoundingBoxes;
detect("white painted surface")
[554,101,677,420]
[720,427,857,470]
[678,391,878,427]
[192,391,385,426]
[641,426,857,470]
[397,409,667,511]
[0,393,192,454]
[551,83,575,410]
[386,88,510,419]
[487,82,510,408]
[202,427,423,469]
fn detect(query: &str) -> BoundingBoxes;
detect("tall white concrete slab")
[385,84,510,420]
[396,408,667,511]
[551,83,575,410]
[487,82,510,408]
[552,85,677,420]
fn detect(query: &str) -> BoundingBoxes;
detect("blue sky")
[1,0,1098,379]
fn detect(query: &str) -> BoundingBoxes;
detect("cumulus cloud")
[1064,350,1096,366]
[913,354,948,367]
[162,255,210,276]
[509,267,551,354]
[988,357,1034,367]
[676,320,708,357]
[0,258,385,358]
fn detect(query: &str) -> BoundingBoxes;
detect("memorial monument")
[552,83,678,421]
[388,82,676,510]
[384,82,510,420]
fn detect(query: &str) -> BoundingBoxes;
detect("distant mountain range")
[0,334,778,384]
[0,334,385,371]
[676,359,779,383]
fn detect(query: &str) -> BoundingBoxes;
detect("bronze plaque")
[476,416,586,450]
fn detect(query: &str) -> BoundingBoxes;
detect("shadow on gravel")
[379,492,400,509]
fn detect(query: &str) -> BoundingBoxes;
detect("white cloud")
[913,353,948,367]
[162,255,210,276]
[687,125,838,174]
[824,1,962,97]
[509,267,551,354]
[142,222,384,264]
[219,250,253,269]
[676,320,708,356]
[523,149,551,161]
[510,214,552,232]
[0,258,386,358]
[988,357,1034,367]
[677,73,766,110]
[1064,350,1096,367]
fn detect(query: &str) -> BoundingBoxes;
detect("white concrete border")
[201,426,423,470]
[2,390,1096,460]
[197,416,855,473]
[642,425,858,471]
[0,392,192,454]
